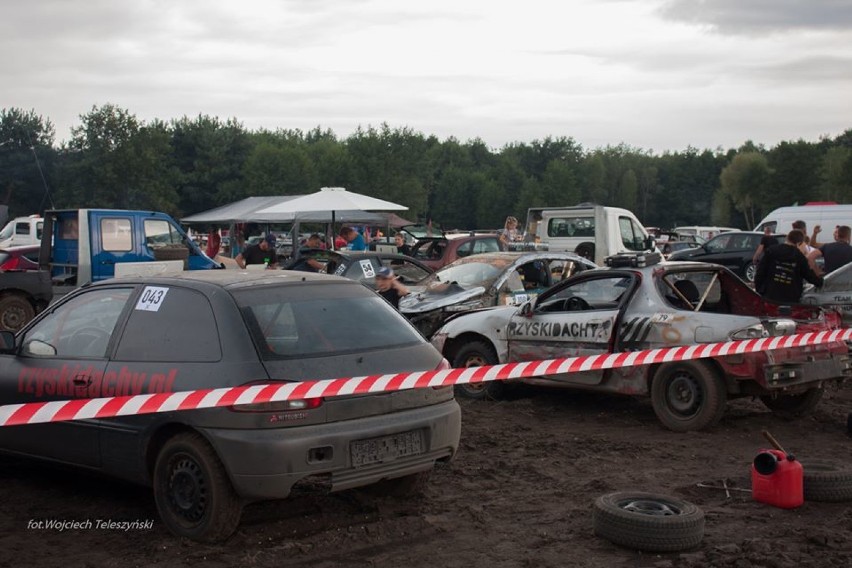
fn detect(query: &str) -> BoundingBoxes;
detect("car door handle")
[100,260,116,265]
[72,374,92,386]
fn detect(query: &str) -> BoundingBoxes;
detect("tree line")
[1,105,850,231]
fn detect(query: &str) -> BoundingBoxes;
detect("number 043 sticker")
[135,286,169,312]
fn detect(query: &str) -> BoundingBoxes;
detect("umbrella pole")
[330,211,336,251]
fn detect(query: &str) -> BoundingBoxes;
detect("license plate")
[350,430,423,467]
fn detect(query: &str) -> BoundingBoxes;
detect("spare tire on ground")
[802,461,852,502]
[593,491,704,552]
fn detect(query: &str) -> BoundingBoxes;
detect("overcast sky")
[3,0,851,153]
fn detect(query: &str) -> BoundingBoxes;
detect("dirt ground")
[1,382,851,568]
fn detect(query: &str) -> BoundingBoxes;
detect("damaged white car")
[399,252,595,338]
[431,253,852,431]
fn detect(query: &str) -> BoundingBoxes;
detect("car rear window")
[234,283,424,359]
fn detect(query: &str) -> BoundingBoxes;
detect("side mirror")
[22,339,56,357]
[0,331,16,353]
[644,236,655,251]
[520,301,534,317]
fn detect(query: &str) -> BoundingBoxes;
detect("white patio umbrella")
[256,187,408,250]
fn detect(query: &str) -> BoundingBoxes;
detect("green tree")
[637,166,660,223]
[614,169,638,211]
[710,187,732,226]
[122,120,181,213]
[171,115,252,215]
[64,104,141,208]
[582,154,607,204]
[0,108,56,216]
[346,124,436,220]
[62,105,179,212]
[540,159,581,207]
[719,152,771,229]
[818,146,852,203]
[766,140,823,209]
[655,148,727,228]
[305,132,352,188]
[243,142,316,195]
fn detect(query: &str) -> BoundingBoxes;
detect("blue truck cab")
[41,209,219,296]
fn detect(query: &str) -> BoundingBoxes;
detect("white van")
[0,215,43,249]
[754,204,852,237]
[524,204,654,265]
[673,226,739,240]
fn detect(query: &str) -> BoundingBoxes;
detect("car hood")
[667,246,703,260]
[399,282,487,314]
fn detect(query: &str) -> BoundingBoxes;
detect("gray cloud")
[2,1,851,152]
[660,0,852,34]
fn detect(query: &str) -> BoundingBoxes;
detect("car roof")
[708,230,778,237]
[415,234,496,243]
[100,269,347,291]
[606,260,733,274]
[441,251,593,264]
[327,250,416,261]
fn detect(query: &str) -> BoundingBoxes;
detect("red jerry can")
[751,449,803,509]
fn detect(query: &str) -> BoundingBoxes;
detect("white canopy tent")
[256,187,408,250]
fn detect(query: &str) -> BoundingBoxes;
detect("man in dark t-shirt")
[375,266,409,309]
[395,233,412,256]
[236,234,278,268]
[808,225,852,274]
[752,226,776,265]
[290,234,325,272]
[755,229,823,303]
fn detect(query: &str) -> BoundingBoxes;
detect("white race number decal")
[135,286,169,312]
[650,312,675,323]
[360,260,376,278]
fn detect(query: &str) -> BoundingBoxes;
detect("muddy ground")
[1,383,851,568]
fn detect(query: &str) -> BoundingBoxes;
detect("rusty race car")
[431,253,852,432]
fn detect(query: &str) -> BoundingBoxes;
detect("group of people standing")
[237,226,410,309]
[233,225,378,270]
[754,219,852,304]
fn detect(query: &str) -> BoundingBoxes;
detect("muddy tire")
[0,293,35,332]
[802,461,852,502]
[593,491,704,552]
[451,340,503,400]
[575,242,595,261]
[650,361,726,432]
[760,388,823,419]
[153,432,242,542]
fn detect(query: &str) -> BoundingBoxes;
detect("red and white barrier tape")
[1,328,850,427]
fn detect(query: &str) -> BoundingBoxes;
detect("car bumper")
[763,354,852,390]
[204,400,461,501]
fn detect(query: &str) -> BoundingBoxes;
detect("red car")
[410,234,502,270]
[0,246,40,271]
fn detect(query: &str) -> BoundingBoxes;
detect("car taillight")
[0,257,20,270]
[432,357,452,389]
[229,381,324,412]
